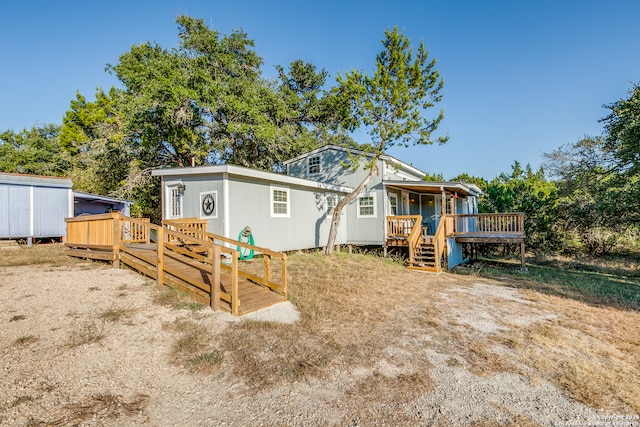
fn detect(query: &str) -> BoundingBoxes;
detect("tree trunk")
[325,163,379,255]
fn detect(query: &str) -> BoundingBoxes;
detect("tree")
[59,88,132,196]
[544,84,640,254]
[481,162,559,253]
[422,172,445,181]
[449,173,488,191]
[109,16,346,173]
[0,124,67,176]
[325,27,447,255]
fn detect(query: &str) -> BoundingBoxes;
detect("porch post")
[520,240,527,272]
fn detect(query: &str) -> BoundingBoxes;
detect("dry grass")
[66,320,107,347]
[0,243,84,267]
[169,319,224,373]
[218,251,640,417]
[153,287,206,311]
[31,393,149,426]
[98,305,132,323]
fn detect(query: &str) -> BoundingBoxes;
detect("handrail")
[452,213,525,236]
[407,215,423,264]
[386,215,422,237]
[116,215,242,315]
[164,222,287,297]
[432,217,446,271]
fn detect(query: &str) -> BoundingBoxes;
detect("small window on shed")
[308,155,321,175]
[168,185,183,218]
[271,186,290,217]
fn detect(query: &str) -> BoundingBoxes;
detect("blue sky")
[1,0,638,179]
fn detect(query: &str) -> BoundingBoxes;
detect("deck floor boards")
[121,244,286,315]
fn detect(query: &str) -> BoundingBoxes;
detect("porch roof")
[383,180,483,197]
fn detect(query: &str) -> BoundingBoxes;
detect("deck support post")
[520,241,527,272]
[112,214,120,268]
[211,245,220,311]
[156,226,164,286]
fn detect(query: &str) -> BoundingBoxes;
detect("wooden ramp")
[65,214,288,316]
[120,244,285,315]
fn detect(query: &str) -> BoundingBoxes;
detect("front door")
[421,194,437,235]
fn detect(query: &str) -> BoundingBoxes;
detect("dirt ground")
[1,248,638,426]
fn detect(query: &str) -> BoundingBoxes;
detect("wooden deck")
[65,214,287,316]
[387,213,527,271]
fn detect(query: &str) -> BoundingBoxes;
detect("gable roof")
[282,144,427,179]
[152,164,353,193]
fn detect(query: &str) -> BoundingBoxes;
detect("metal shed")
[73,191,131,216]
[0,173,73,243]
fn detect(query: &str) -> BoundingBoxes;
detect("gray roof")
[0,172,72,189]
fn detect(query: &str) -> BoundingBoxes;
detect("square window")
[308,155,321,175]
[358,195,376,218]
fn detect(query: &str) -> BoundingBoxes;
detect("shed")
[0,173,73,243]
[74,191,131,216]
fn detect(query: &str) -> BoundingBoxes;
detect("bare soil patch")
[1,245,638,426]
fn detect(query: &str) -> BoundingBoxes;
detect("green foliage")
[481,162,560,253]
[544,83,640,255]
[109,16,346,173]
[0,124,68,176]
[325,27,447,252]
[449,173,489,191]
[59,88,133,196]
[336,27,447,157]
[422,172,445,181]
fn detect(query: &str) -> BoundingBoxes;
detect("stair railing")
[432,217,446,271]
[407,215,423,264]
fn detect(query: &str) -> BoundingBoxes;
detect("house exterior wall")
[160,171,347,252]
[0,174,72,239]
[226,176,346,252]
[162,174,226,236]
[447,236,465,268]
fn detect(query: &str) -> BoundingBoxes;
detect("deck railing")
[452,213,525,236]
[387,215,421,238]
[159,219,287,298]
[162,218,208,241]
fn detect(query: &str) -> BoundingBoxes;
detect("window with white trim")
[271,186,290,217]
[327,195,337,214]
[357,194,376,218]
[308,155,321,175]
[389,194,398,215]
[167,186,183,218]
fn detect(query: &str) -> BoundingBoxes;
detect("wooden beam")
[156,227,164,287]
[211,245,220,311]
[520,241,527,272]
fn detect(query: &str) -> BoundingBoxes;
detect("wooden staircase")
[387,215,446,272]
[409,241,437,269]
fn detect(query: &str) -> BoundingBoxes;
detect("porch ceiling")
[383,180,481,197]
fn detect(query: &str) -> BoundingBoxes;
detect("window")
[271,186,290,217]
[357,194,376,218]
[168,186,183,218]
[327,195,337,214]
[308,155,321,175]
[389,194,398,215]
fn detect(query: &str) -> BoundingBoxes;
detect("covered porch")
[383,181,526,271]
